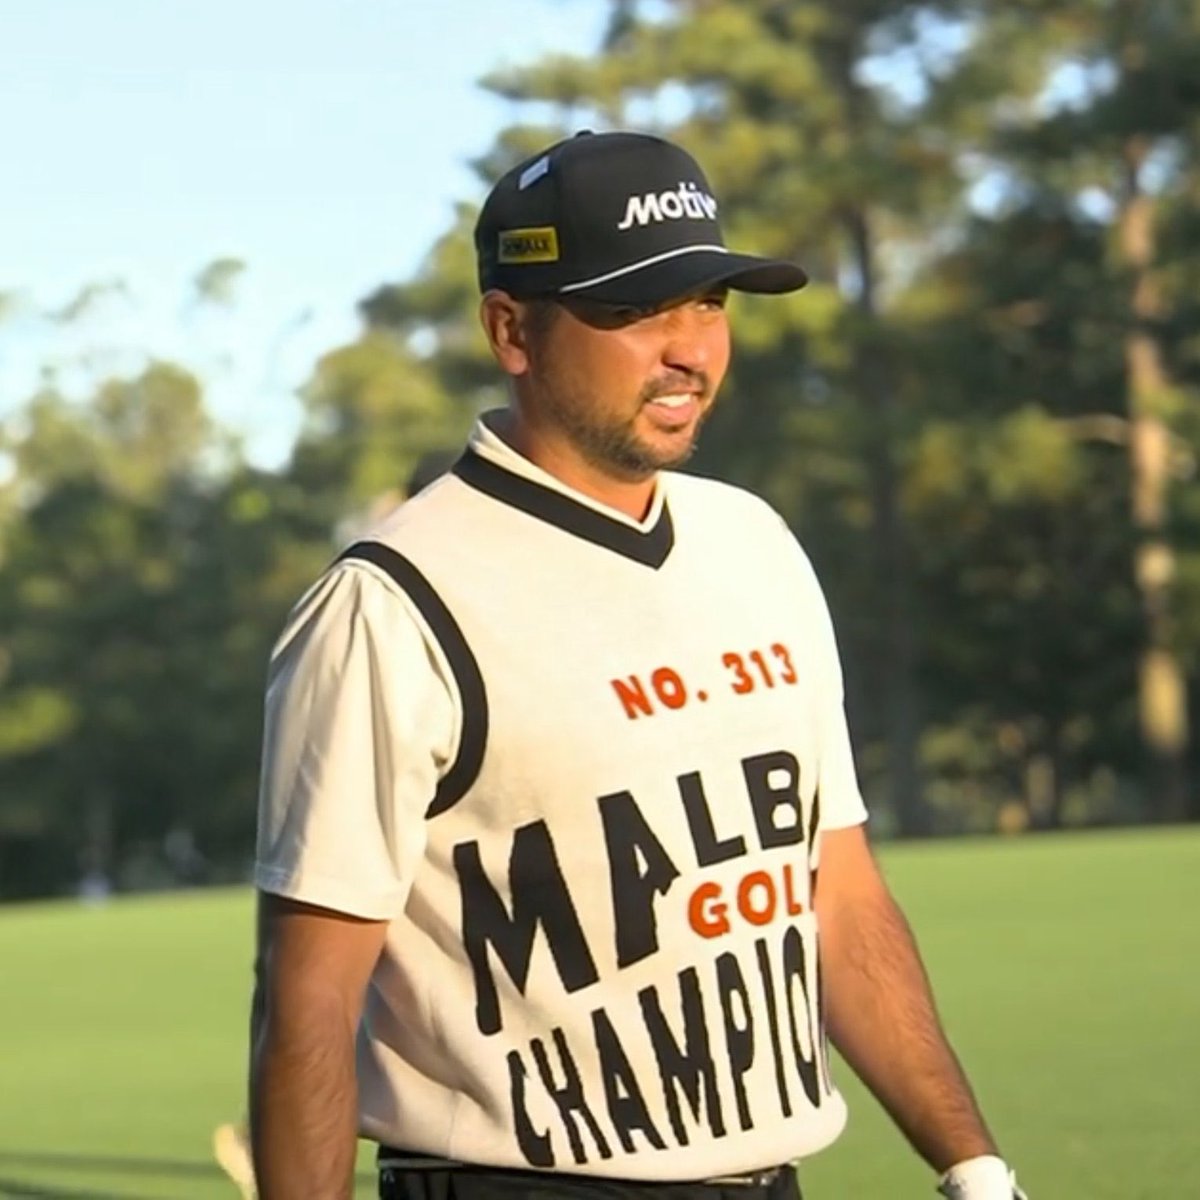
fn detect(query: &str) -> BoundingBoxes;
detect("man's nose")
[660,307,716,376]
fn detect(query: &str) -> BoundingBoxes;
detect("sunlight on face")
[522,290,732,481]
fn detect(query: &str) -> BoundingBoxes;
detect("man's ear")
[479,290,531,376]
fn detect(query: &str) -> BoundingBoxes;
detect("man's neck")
[487,410,658,522]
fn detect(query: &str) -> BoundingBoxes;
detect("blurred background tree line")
[3,0,1200,901]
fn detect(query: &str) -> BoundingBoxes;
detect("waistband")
[376,1147,788,1190]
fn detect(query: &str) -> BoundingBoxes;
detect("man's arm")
[814,824,998,1172]
[250,891,389,1200]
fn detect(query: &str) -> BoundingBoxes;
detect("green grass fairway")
[1,828,1195,1198]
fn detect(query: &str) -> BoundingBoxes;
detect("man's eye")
[568,300,645,327]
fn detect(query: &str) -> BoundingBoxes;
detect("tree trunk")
[1118,137,1189,822]
[1026,749,1059,831]
[83,789,115,889]
[844,205,928,836]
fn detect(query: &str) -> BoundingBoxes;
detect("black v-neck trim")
[453,448,675,569]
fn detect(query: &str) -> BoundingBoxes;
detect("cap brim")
[558,248,807,309]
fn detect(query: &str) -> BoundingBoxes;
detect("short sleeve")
[780,524,869,851]
[254,561,458,919]
[813,669,869,835]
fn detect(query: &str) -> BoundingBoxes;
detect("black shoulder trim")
[453,449,674,568]
[338,541,487,819]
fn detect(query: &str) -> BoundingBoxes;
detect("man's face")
[520,288,733,481]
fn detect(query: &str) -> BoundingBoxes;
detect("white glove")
[937,1155,1028,1199]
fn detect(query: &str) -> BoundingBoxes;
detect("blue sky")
[0,0,608,465]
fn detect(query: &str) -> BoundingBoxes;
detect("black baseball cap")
[474,130,807,309]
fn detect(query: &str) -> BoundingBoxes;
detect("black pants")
[378,1163,801,1200]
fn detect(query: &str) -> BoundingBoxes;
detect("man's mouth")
[643,392,703,426]
[647,392,697,409]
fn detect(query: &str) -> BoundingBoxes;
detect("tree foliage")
[4,0,1200,900]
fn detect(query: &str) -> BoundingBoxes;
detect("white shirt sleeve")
[784,526,869,850]
[254,560,458,919]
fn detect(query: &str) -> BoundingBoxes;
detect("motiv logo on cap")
[617,181,719,230]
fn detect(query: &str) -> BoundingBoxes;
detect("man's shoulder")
[360,471,473,548]
[664,469,786,529]
[664,471,826,588]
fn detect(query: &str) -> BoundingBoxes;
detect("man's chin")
[586,424,702,479]
[630,433,700,475]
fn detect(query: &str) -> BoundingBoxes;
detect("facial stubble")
[539,372,715,481]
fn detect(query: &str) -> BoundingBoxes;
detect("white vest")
[256,418,868,1180]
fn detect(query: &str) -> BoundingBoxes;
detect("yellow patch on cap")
[498,226,559,264]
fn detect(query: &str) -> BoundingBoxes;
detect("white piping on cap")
[558,244,730,293]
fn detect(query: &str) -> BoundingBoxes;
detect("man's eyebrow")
[566,299,647,326]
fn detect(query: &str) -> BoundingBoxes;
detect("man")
[215,450,460,1200]
[250,131,1026,1200]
